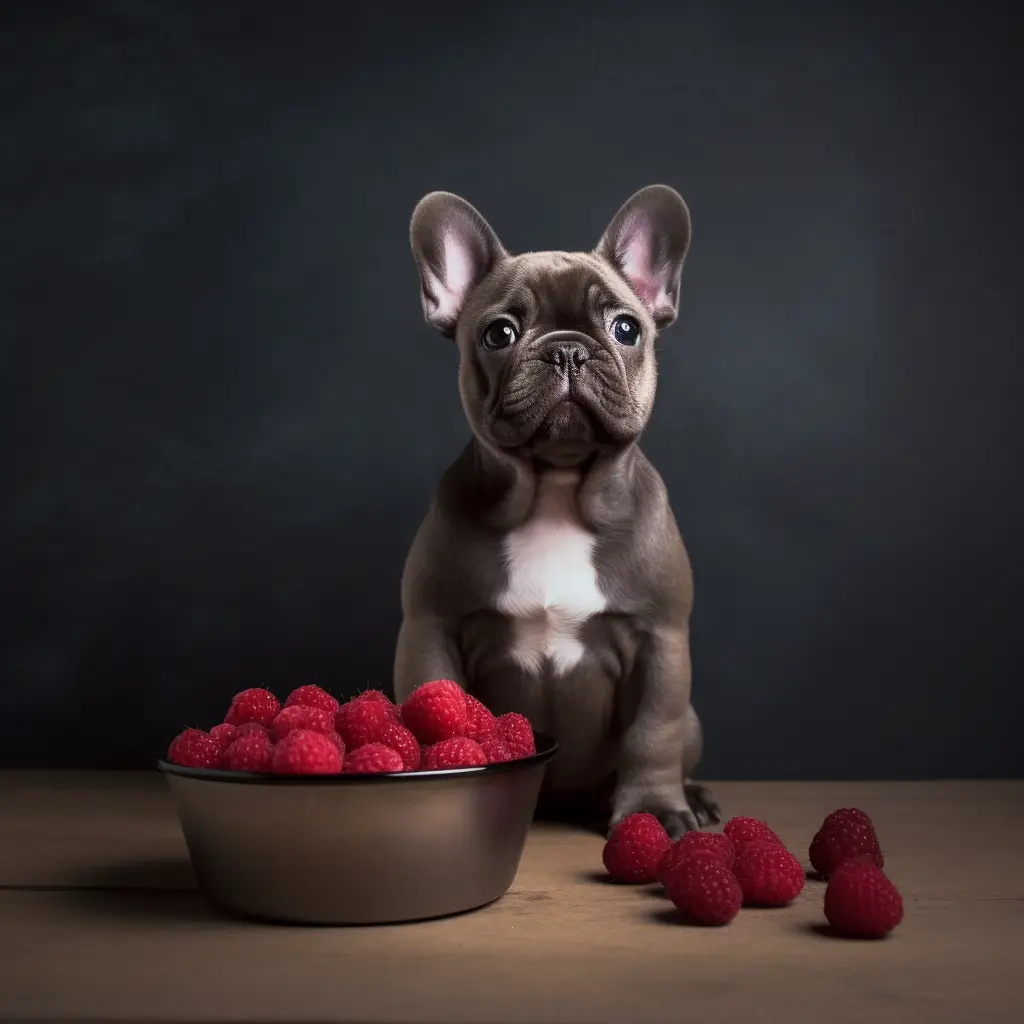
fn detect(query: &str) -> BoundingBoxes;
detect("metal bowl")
[158,733,557,925]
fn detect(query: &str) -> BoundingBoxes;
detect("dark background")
[2,0,1020,777]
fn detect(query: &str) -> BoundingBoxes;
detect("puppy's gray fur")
[394,186,719,838]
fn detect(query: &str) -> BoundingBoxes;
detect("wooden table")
[0,773,1021,1023]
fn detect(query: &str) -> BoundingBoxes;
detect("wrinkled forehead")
[464,252,645,327]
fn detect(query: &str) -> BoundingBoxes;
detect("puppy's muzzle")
[538,331,594,376]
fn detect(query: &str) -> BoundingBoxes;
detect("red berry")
[602,813,672,884]
[733,841,806,906]
[271,729,342,774]
[344,743,404,774]
[167,729,222,769]
[401,679,468,744]
[422,736,488,769]
[208,723,238,751]
[270,704,334,742]
[224,688,280,728]
[326,732,346,760]
[335,697,393,749]
[464,694,498,741]
[283,685,340,716]
[377,719,421,771]
[496,712,535,758]
[663,847,743,926]
[723,816,782,849]
[355,689,399,716]
[810,818,884,877]
[222,733,274,773]
[821,807,875,833]
[236,722,269,740]
[478,733,513,764]
[657,831,736,885]
[823,859,903,938]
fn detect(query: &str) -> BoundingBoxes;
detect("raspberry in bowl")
[159,681,556,925]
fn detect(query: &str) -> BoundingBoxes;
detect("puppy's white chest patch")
[496,470,607,675]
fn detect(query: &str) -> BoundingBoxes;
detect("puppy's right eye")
[481,318,519,351]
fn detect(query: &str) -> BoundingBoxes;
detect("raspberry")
[657,831,736,885]
[602,813,672,884]
[821,807,875,833]
[167,729,222,769]
[355,689,399,716]
[733,842,806,906]
[810,818,884,878]
[497,712,535,758]
[823,859,903,938]
[335,697,393,749]
[270,704,334,742]
[464,694,498,741]
[663,847,743,926]
[222,733,274,773]
[344,743,404,774]
[377,719,421,771]
[209,723,238,751]
[723,816,782,849]
[401,679,468,744]
[326,732,346,760]
[479,733,513,764]
[224,688,280,728]
[422,736,488,769]
[283,684,340,716]
[271,729,342,774]
[236,722,269,740]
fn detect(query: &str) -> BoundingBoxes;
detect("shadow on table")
[52,858,228,925]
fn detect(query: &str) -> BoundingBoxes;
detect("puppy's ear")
[595,185,691,329]
[410,192,507,338]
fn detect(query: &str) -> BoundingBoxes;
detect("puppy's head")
[410,186,691,468]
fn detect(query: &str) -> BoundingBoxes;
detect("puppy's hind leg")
[682,704,722,826]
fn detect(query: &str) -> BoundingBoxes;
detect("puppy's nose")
[545,343,589,373]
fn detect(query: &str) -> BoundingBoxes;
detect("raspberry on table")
[222,733,275,773]
[400,679,468,744]
[271,729,343,775]
[335,697,394,749]
[283,685,340,716]
[602,813,672,884]
[820,807,875,833]
[208,723,238,751]
[224,688,280,728]
[733,841,806,906]
[823,858,903,938]
[663,847,743,926]
[422,736,488,770]
[810,817,884,877]
[326,732,346,760]
[377,719,421,771]
[496,712,535,759]
[657,831,736,885]
[167,729,222,769]
[464,694,499,741]
[344,743,405,774]
[270,704,334,742]
[723,816,783,849]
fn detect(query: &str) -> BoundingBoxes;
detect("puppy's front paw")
[609,785,699,841]
[684,781,722,827]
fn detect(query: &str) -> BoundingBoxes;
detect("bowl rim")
[158,732,558,785]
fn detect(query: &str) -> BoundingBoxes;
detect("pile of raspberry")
[165,680,536,776]
[603,807,903,939]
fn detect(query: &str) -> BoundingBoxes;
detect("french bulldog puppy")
[393,185,720,838]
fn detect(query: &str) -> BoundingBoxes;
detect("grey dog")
[393,185,720,839]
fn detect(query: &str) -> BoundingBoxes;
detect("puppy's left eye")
[611,315,641,346]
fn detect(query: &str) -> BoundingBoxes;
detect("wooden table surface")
[0,772,1021,1023]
